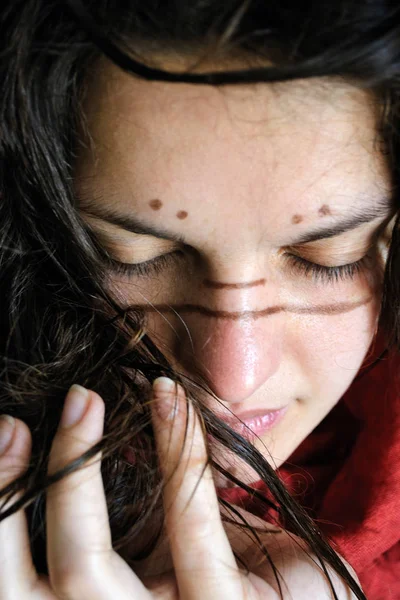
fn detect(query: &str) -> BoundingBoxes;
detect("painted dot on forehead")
[177,210,188,220]
[291,214,303,224]
[318,204,332,217]
[149,199,163,210]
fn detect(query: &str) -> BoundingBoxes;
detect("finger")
[0,414,39,596]
[151,377,243,599]
[47,385,157,600]
[47,386,153,600]
[46,385,112,586]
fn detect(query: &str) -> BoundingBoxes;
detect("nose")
[174,310,282,403]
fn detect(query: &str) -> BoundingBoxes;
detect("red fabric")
[218,333,400,598]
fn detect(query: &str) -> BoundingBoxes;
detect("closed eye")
[284,252,370,284]
[105,250,185,278]
[105,247,371,286]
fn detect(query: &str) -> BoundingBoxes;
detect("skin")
[0,56,384,596]
[0,382,359,597]
[76,57,394,485]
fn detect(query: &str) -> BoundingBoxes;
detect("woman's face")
[76,58,394,483]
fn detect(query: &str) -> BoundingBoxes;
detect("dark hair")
[1,1,399,598]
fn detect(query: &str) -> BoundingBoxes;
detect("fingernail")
[153,377,178,421]
[60,385,90,429]
[0,415,15,455]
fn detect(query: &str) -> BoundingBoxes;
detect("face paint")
[127,295,374,320]
[203,278,267,289]
[318,204,332,216]
[292,214,303,224]
[149,199,163,210]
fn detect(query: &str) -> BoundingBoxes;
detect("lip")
[216,406,289,440]
[122,405,289,467]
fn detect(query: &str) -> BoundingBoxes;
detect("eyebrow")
[80,202,186,244]
[79,194,395,245]
[291,197,395,244]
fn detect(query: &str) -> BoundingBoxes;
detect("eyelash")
[106,250,369,284]
[106,251,185,278]
[284,253,368,284]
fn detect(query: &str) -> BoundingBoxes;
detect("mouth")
[215,405,289,440]
[121,404,289,468]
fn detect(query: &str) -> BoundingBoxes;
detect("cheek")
[290,293,381,403]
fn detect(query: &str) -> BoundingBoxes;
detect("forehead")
[76,59,390,239]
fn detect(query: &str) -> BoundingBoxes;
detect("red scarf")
[218,332,400,599]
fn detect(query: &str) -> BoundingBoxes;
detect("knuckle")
[0,421,31,480]
[0,455,30,488]
[47,434,93,476]
[0,457,27,484]
[53,428,90,451]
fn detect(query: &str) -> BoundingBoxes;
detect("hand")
[0,379,359,599]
